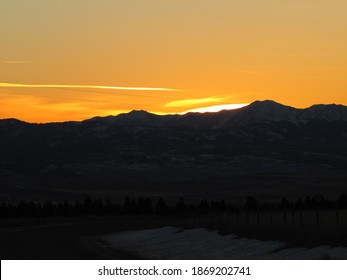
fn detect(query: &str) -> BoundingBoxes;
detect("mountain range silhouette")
[82,100,347,128]
[1,100,347,201]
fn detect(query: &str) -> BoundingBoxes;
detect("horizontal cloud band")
[0,82,177,91]
[165,97,226,107]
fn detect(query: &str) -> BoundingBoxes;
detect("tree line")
[1,194,347,219]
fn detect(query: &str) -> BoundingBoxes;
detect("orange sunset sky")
[1,0,347,122]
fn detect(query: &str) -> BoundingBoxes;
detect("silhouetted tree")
[155,197,169,215]
[136,197,153,215]
[198,199,210,214]
[123,196,136,215]
[337,194,347,209]
[175,198,187,216]
[304,196,313,209]
[245,196,258,211]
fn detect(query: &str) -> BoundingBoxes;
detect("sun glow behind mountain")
[181,103,249,114]
[2,0,347,122]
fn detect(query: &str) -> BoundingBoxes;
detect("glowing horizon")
[180,103,249,114]
[2,0,347,122]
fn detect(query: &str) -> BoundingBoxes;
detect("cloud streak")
[165,97,226,108]
[3,61,32,64]
[0,82,177,91]
[236,70,265,75]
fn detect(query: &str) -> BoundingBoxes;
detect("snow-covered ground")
[100,226,347,259]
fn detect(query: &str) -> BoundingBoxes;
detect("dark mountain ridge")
[1,100,347,201]
[2,100,347,128]
[80,100,347,128]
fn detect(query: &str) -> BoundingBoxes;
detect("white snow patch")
[100,227,347,259]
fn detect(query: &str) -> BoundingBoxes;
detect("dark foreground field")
[0,217,177,260]
[2,211,347,260]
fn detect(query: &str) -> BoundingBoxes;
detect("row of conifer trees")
[1,194,347,219]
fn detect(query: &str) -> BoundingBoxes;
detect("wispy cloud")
[236,70,265,75]
[3,61,32,64]
[181,103,249,113]
[0,82,177,91]
[165,97,226,108]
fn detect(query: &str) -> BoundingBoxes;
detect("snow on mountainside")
[1,100,347,199]
[302,104,347,121]
[221,100,299,126]
[5,100,346,128]
[82,100,347,128]
[210,100,347,127]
